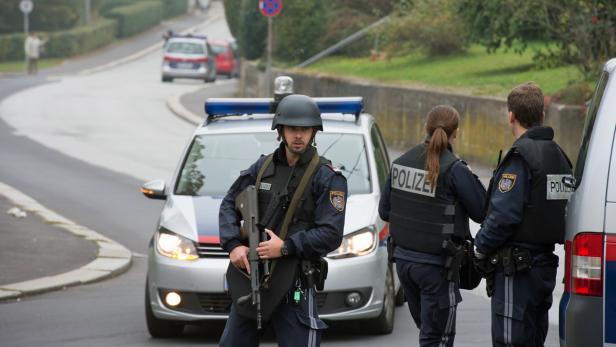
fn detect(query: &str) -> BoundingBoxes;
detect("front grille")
[198,243,228,258]
[197,293,232,313]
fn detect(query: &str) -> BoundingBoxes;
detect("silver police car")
[161,35,217,83]
[141,78,402,337]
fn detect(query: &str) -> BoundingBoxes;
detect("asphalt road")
[0,2,560,346]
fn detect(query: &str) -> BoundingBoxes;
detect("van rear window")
[574,71,609,186]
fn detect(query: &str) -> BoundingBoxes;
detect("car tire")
[145,279,184,338]
[161,77,172,83]
[395,285,406,306]
[361,265,395,334]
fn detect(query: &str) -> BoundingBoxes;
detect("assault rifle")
[235,185,268,330]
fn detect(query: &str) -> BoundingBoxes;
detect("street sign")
[19,0,33,14]
[258,0,282,17]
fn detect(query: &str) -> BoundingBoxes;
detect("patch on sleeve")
[329,191,345,212]
[498,173,517,193]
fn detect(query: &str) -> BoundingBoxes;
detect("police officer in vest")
[474,83,573,347]
[379,105,486,347]
[218,94,347,347]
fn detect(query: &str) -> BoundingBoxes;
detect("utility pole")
[266,16,273,96]
[85,0,91,24]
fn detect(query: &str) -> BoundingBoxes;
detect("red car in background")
[209,39,239,78]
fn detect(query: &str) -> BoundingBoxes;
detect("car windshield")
[210,44,226,55]
[175,132,371,196]
[166,41,204,54]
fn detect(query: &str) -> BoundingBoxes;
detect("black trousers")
[396,259,462,347]
[219,288,327,347]
[490,265,557,347]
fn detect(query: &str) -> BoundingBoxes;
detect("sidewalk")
[0,10,212,301]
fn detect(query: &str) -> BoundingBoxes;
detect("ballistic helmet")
[271,94,322,131]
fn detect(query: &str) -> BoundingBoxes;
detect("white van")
[558,59,616,346]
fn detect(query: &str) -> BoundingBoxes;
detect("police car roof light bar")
[204,97,364,121]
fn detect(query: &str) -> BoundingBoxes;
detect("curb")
[166,79,236,125]
[0,182,132,301]
[167,91,202,125]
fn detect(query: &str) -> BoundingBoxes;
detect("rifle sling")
[260,151,321,287]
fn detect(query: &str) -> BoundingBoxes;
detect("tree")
[274,0,328,62]
[237,0,266,60]
[223,0,241,39]
[458,0,616,78]
[381,0,468,57]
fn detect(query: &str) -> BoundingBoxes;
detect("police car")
[141,77,402,337]
[161,35,217,83]
[559,59,616,346]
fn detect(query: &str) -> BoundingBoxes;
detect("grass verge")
[304,45,590,97]
[0,59,64,74]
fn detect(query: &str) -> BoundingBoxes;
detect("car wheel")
[161,77,172,83]
[395,285,405,306]
[361,265,395,334]
[145,278,184,338]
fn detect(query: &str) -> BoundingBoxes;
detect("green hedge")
[0,34,25,61]
[105,1,162,38]
[45,19,117,58]
[0,19,116,61]
[161,0,188,19]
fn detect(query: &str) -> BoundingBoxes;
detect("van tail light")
[163,55,174,62]
[570,232,604,296]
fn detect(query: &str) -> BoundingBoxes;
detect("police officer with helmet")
[219,94,347,346]
[379,105,486,347]
[474,83,573,347]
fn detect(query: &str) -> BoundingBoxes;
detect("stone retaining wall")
[239,62,586,168]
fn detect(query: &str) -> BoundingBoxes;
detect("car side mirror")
[562,176,577,190]
[141,180,167,200]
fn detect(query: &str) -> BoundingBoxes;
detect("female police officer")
[378,105,486,347]
[219,94,347,347]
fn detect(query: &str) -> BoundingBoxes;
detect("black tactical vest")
[226,145,328,323]
[389,143,470,255]
[257,154,318,238]
[492,127,573,246]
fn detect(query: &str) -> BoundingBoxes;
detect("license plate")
[177,62,194,69]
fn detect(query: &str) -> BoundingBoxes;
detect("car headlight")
[156,230,199,261]
[327,226,377,259]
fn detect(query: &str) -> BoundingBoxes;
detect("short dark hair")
[507,82,544,128]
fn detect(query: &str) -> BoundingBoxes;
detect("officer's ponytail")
[425,105,460,187]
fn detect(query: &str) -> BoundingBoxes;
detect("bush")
[223,0,241,38]
[106,1,162,38]
[320,6,378,58]
[0,34,26,61]
[160,0,188,19]
[237,0,266,60]
[45,19,117,58]
[0,0,83,34]
[274,0,328,62]
[0,19,116,61]
[551,82,594,105]
[99,0,143,16]
[381,0,468,57]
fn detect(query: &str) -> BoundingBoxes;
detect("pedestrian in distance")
[219,94,347,347]
[474,83,573,347]
[162,29,174,44]
[379,105,487,347]
[24,32,45,75]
